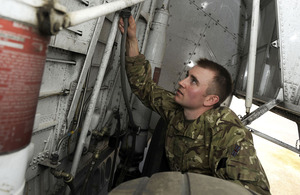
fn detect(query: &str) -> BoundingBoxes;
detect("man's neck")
[183,107,212,120]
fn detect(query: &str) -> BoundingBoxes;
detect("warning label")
[0,18,49,153]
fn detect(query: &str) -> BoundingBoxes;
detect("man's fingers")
[119,17,124,26]
[128,15,135,26]
[119,25,124,32]
[118,17,125,33]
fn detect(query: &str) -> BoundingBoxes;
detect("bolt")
[50,153,59,165]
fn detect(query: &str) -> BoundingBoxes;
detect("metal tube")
[247,127,300,155]
[141,0,158,53]
[245,0,260,114]
[68,0,145,27]
[144,6,169,75]
[242,99,277,125]
[242,88,283,125]
[70,14,120,177]
[38,90,69,100]
[67,15,105,127]
[134,1,144,21]
[46,58,76,65]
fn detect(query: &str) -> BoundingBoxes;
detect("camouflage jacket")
[126,54,270,194]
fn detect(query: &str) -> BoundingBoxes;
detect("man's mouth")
[176,89,183,96]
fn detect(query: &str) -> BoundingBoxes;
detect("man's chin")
[174,96,182,105]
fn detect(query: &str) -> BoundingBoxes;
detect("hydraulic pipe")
[70,14,120,177]
[245,0,260,114]
[134,1,144,22]
[144,3,169,79]
[67,0,145,27]
[66,15,105,127]
[141,0,158,54]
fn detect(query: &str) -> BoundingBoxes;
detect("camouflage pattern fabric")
[125,54,270,194]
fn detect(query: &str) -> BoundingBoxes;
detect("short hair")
[196,58,233,107]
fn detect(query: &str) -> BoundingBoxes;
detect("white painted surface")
[0,144,34,195]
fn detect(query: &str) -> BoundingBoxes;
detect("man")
[119,16,270,194]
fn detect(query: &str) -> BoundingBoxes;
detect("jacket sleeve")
[209,108,270,195]
[125,54,178,122]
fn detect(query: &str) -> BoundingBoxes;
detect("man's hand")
[119,15,136,40]
[119,15,139,57]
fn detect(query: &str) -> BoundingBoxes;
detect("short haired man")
[119,16,270,194]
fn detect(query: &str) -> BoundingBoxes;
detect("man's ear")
[204,95,219,107]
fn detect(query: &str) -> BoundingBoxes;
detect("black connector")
[120,7,132,19]
[50,153,59,165]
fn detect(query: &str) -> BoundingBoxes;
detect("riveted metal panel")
[159,0,244,92]
[276,0,300,108]
[192,0,243,39]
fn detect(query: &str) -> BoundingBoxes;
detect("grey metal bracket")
[38,159,61,169]
[242,88,283,125]
[80,0,90,6]
[37,1,69,35]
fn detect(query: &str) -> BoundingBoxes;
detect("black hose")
[120,15,137,131]
[120,8,138,167]
[109,9,139,188]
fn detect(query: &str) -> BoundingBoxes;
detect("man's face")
[174,66,215,109]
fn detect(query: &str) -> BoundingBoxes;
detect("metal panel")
[48,0,103,54]
[159,0,244,92]
[99,18,113,44]
[159,0,211,91]
[276,0,300,106]
[193,0,243,39]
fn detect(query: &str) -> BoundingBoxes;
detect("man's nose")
[178,78,187,88]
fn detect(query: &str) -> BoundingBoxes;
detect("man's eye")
[191,78,197,84]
